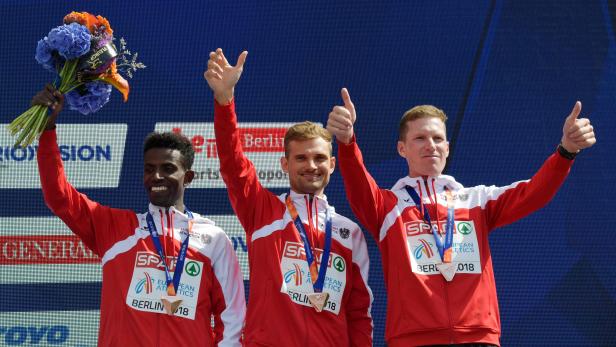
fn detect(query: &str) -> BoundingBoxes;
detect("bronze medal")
[307,292,329,312]
[161,296,183,315]
[436,262,456,282]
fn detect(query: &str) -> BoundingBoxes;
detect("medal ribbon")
[405,183,455,263]
[146,209,193,296]
[285,194,332,293]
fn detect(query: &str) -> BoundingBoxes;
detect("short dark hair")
[143,132,195,170]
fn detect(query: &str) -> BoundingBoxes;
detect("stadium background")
[1,0,614,345]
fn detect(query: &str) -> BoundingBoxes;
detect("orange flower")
[64,11,113,36]
[99,61,130,102]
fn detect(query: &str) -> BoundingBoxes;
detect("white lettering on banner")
[155,122,320,188]
[279,242,346,315]
[0,124,127,188]
[126,251,203,320]
[407,220,482,276]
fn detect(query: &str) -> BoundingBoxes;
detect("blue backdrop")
[1,1,614,346]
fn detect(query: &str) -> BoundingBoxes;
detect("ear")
[329,156,336,174]
[397,141,406,158]
[184,170,195,186]
[444,140,450,159]
[280,156,289,173]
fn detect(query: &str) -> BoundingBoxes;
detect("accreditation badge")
[279,241,347,314]
[407,221,482,277]
[125,251,204,319]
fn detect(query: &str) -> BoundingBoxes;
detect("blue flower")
[65,81,111,115]
[47,23,91,60]
[35,38,56,72]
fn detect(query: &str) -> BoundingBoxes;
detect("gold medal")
[161,296,183,315]
[307,292,329,312]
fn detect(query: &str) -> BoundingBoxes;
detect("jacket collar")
[391,174,463,193]
[287,189,332,212]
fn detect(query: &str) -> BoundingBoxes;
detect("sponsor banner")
[0,124,127,188]
[0,217,101,284]
[0,215,250,283]
[155,122,309,188]
[407,220,481,276]
[0,310,98,346]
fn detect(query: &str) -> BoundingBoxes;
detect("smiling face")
[281,137,335,197]
[143,148,194,209]
[398,117,449,178]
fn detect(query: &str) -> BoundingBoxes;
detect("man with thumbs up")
[327,90,595,347]
[204,50,373,346]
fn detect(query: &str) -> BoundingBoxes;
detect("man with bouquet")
[204,49,373,346]
[33,86,246,346]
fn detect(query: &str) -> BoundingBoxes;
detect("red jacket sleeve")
[483,151,573,231]
[213,100,286,236]
[209,230,246,346]
[336,136,397,241]
[346,225,373,346]
[37,129,136,255]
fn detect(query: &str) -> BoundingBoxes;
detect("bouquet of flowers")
[7,11,144,147]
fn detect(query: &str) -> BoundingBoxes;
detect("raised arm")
[327,88,396,240]
[35,85,116,255]
[204,49,284,234]
[485,101,597,229]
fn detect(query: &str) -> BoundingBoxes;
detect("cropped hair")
[143,132,195,170]
[399,105,448,141]
[284,121,332,157]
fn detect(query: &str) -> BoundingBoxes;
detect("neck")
[151,201,185,213]
[291,189,324,198]
[408,172,442,179]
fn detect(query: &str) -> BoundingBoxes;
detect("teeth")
[151,186,167,192]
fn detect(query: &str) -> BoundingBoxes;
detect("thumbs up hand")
[326,88,357,144]
[561,101,596,153]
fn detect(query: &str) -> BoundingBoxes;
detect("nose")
[153,169,164,180]
[306,159,318,169]
[425,138,436,150]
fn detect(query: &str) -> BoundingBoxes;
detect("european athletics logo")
[284,263,304,286]
[135,272,153,294]
[414,239,434,260]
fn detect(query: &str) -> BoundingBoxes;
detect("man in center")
[203,49,373,346]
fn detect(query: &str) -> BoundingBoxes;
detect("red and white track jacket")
[37,130,245,347]
[214,101,373,346]
[337,136,573,347]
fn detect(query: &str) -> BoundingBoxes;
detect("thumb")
[236,51,248,69]
[566,101,582,124]
[341,88,354,111]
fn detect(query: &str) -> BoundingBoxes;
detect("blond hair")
[399,105,448,141]
[284,121,332,157]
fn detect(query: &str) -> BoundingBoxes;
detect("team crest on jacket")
[338,228,350,239]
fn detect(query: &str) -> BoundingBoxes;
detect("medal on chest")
[406,183,456,281]
[146,209,193,315]
[285,194,333,312]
